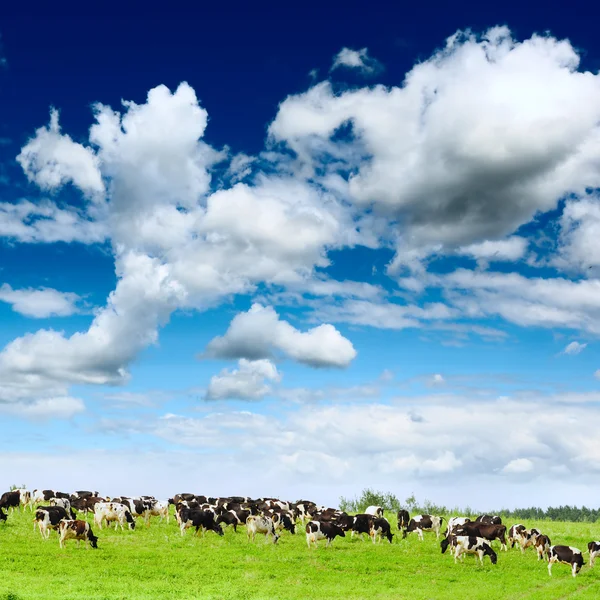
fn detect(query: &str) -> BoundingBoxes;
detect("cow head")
[484,544,498,565]
[88,533,99,549]
[282,515,296,534]
[440,538,450,554]
[0,509,7,522]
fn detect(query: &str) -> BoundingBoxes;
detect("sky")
[1,2,600,510]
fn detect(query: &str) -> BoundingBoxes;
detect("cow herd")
[1,489,598,578]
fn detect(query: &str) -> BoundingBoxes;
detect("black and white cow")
[403,515,444,540]
[269,511,296,535]
[534,534,552,561]
[58,519,99,549]
[0,491,20,513]
[350,514,375,541]
[548,546,585,577]
[370,517,394,543]
[216,510,243,532]
[452,536,498,565]
[306,521,346,548]
[71,496,104,516]
[93,502,136,531]
[34,506,70,539]
[112,497,153,524]
[475,515,502,525]
[185,509,224,537]
[14,489,31,511]
[246,516,280,544]
[397,509,410,531]
[453,522,507,551]
[365,505,384,518]
[70,491,100,501]
[49,497,76,517]
[508,524,526,549]
[588,541,600,567]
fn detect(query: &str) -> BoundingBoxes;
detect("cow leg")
[418,529,424,542]
[572,563,577,577]
[548,561,553,576]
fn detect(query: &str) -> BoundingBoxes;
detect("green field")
[1,509,599,599]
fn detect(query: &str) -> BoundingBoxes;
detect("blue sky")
[1,2,600,509]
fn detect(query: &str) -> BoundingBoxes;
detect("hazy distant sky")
[1,1,600,509]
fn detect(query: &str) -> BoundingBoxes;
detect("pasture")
[1,509,599,600]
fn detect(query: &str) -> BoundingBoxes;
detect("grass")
[0,509,599,599]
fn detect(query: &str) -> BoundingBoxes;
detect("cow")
[58,520,99,549]
[534,534,552,561]
[453,522,507,551]
[365,505,384,518]
[518,528,541,553]
[15,489,31,511]
[475,514,502,525]
[41,490,70,502]
[548,546,585,577]
[452,535,498,565]
[397,509,410,531]
[93,502,136,531]
[370,517,394,544]
[350,514,375,541]
[147,500,170,523]
[71,496,104,516]
[306,521,346,548]
[34,506,70,539]
[0,491,20,513]
[445,517,471,537]
[168,493,196,506]
[186,510,224,537]
[112,497,153,524]
[296,501,318,523]
[216,510,242,532]
[70,491,100,501]
[269,511,296,535]
[246,516,280,544]
[588,541,600,567]
[403,515,444,541]
[49,497,76,517]
[508,524,526,549]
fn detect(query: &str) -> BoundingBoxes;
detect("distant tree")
[339,488,402,513]
[9,484,26,491]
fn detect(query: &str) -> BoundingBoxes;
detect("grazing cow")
[403,515,444,541]
[0,491,20,513]
[246,516,280,544]
[351,514,375,541]
[365,505,384,518]
[452,535,498,565]
[147,500,170,523]
[93,502,136,531]
[34,506,70,539]
[518,528,541,553]
[445,517,471,537]
[476,514,502,525]
[397,509,410,531]
[548,545,585,577]
[306,521,346,548]
[112,497,153,524]
[58,520,99,549]
[370,517,394,544]
[534,534,552,561]
[508,524,526,549]
[186,510,224,537]
[453,522,507,551]
[587,541,600,567]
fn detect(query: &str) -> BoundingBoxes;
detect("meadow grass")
[1,509,599,599]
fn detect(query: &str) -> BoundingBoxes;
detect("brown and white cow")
[453,522,507,551]
[403,515,444,540]
[306,521,346,548]
[588,541,600,567]
[548,546,585,577]
[58,520,99,549]
[508,524,526,549]
[534,534,552,561]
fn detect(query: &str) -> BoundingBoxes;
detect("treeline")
[339,489,600,523]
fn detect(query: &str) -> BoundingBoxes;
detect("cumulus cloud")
[563,341,587,355]
[458,237,528,264]
[206,359,280,400]
[17,109,104,197]
[271,27,600,257]
[0,396,85,420]
[0,284,82,318]
[330,47,382,75]
[204,303,357,368]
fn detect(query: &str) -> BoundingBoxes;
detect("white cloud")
[594,369,600,380]
[205,303,357,368]
[17,108,104,197]
[563,341,587,355]
[271,27,600,257]
[206,359,280,401]
[0,200,107,244]
[330,47,382,75]
[0,396,85,420]
[458,237,528,263]
[0,284,82,318]
[502,458,534,474]
[429,373,445,386]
